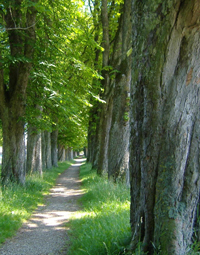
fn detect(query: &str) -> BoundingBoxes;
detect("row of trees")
[0,0,98,184]
[86,0,200,254]
[87,0,131,183]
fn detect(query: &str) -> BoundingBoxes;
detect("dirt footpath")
[0,158,85,255]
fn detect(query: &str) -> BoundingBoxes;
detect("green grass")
[67,162,132,255]
[0,160,72,245]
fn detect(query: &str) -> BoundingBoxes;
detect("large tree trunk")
[107,0,131,183]
[0,1,37,185]
[130,0,200,254]
[1,111,26,185]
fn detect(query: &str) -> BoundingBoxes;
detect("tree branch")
[4,22,38,31]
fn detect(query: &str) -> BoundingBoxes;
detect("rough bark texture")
[0,1,38,185]
[87,0,102,170]
[51,130,58,167]
[130,0,200,254]
[58,144,65,162]
[42,132,47,169]
[97,0,111,175]
[107,0,131,183]
[42,131,52,169]
[26,127,42,176]
[87,102,100,169]
[1,113,26,185]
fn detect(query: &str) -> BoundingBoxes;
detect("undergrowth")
[67,162,132,255]
[0,160,72,245]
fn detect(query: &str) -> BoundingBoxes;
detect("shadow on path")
[0,158,86,255]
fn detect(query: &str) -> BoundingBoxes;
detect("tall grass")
[68,162,131,255]
[0,160,72,245]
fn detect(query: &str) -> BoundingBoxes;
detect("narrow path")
[0,158,85,255]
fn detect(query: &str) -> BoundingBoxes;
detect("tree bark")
[42,131,47,169]
[130,0,200,254]
[26,126,42,175]
[1,112,26,185]
[58,144,65,162]
[0,1,38,185]
[26,106,43,176]
[42,131,52,169]
[34,132,42,176]
[68,148,73,160]
[87,102,100,168]
[107,0,131,183]
[51,130,58,167]
[97,0,112,175]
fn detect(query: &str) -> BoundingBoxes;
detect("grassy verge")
[67,162,132,255]
[0,160,72,245]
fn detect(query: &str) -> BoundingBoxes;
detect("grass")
[0,160,72,245]
[67,162,132,255]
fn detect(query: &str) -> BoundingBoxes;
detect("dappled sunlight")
[16,161,84,236]
[27,210,74,229]
[23,184,83,232]
[72,157,86,167]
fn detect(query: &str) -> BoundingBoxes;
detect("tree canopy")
[0,0,103,153]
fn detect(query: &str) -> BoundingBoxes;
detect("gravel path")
[0,158,85,255]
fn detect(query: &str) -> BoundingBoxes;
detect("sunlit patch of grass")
[0,160,72,245]
[68,162,131,255]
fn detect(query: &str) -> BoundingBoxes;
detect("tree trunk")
[1,111,26,185]
[97,0,112,175]
[26,106,42,176]
[68,148,73,161]
[58,144,65,162]
[65,148,69,161]
[84,147,88,158]
[87,98,101,169]
[42,131,52,169]
[130,0,200,254]
[107,0,131,183]
[42,131,47,169]
[34,132,42,176]
[0,1,38,185]
[51,130,58,167]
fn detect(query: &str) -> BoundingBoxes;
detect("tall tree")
[0,0,38,184]
[96,0,111,174]
[107,0,131,182]
[130,0,200,254]
[88,0,131,182]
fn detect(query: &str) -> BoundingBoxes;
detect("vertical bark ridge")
[130,0,200,254]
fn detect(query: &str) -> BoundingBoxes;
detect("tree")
[130,0,200,254]
[0,0,38,185]
[107,0,131,182]
[0,0,100,183]
[86,0,131,182]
